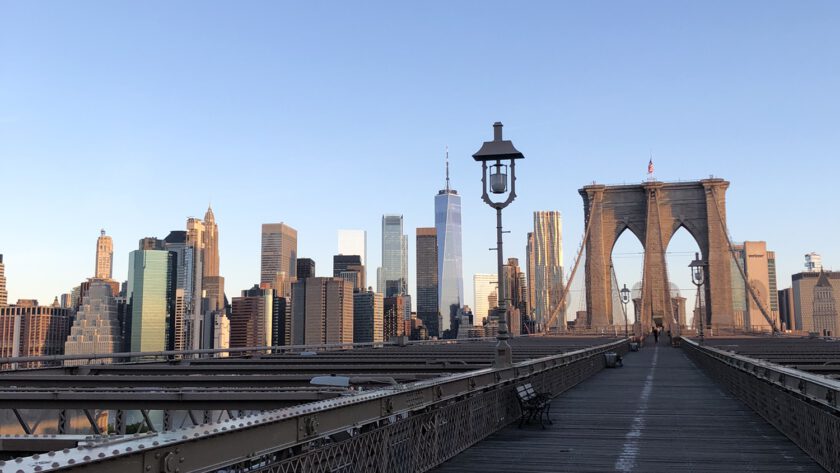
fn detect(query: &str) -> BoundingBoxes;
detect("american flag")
[647,158,654,175]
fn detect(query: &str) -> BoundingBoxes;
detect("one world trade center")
[435,148,464,336]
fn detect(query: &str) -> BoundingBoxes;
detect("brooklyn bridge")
[0,179,836,473]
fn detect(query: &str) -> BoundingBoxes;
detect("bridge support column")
[703,180,735,330]
[641,182,675,333]
[582,185,613,329]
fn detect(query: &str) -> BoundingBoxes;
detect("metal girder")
[83,409,101,435]
[12,408,33,434]
[0,389,344,410]
[0,338,502,368]
[4,339,628,472]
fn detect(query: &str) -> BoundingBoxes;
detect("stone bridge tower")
[579,179,734,333]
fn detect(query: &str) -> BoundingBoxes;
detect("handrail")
[682,337,840,410]
[6,338,627,472]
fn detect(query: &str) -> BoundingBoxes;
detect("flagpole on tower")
[647,150,655,182]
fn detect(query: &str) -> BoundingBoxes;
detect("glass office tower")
[381,215,408,297]
[435,157,464,334]
[128,249,176,352]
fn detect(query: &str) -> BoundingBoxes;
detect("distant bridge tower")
[579,179,734,333]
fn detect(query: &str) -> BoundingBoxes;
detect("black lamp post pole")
[473,123,524,369]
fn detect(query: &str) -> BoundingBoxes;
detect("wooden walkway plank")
[434,342,825,473]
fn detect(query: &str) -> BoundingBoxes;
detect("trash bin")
[605,352,619,368]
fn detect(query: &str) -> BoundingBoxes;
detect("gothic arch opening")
[664,226,704,331]
[610,227,645,332]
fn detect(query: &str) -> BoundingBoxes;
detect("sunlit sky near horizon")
[1,1,838,318]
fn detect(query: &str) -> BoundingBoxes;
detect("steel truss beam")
[4,339,628,472]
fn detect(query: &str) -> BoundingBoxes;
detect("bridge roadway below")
[435,340,825,473]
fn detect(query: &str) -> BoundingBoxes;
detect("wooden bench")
[515,383,552,428]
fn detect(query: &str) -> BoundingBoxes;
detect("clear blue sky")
[2,1,838,317]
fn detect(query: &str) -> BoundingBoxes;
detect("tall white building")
[338,229,367,286]
[805,253,823,272]
[64,281,121,363]
[338,230,367,266]
[214,312,230,357]
[95,230,114,280]
[533,211,564,331]
[473,273,498,323]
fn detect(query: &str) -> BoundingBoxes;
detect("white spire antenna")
[445,145,450,192]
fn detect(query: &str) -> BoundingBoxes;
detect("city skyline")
[2,2,838,311]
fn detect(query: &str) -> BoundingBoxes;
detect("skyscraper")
[163,231,192,351]
[95,230,113,279]
[792,271,840,333]
[290,277,353,345]
[0,254,6,307]
[435,151,464,334]
[0,301,72,368]
[202,206,219,278]
[383,295,406,340]
[230,285,274,348]
[812,272,838,336]
[525,232,535,319]
[297,258,316,280]
[503,258,528,335]
[731,241,779,331]
[64,281,120,363]
[416,227,440,337]
[805,253,823,272]
[533,211,564,331]
[127,249,177,352]
[380,215,408,297]
[200,206,225,314]
[261,223,298,294]
[353,289,383,343]
[334,255,364,291]
[473,273,498,323]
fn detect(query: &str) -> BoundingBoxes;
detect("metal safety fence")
[682,337,840,473]
[3,339,627,473]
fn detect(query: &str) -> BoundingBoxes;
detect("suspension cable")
[542,207,594,332]
[709,186,778,333]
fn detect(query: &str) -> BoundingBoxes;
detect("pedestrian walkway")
[435,341,824,472]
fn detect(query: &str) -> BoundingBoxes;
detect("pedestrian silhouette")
[653,327,659,344]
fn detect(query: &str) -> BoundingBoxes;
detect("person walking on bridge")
[652,327,659,344]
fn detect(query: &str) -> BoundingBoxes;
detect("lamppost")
[620,284,631,339]
[689,252,708,345]
[472,122,524,368]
